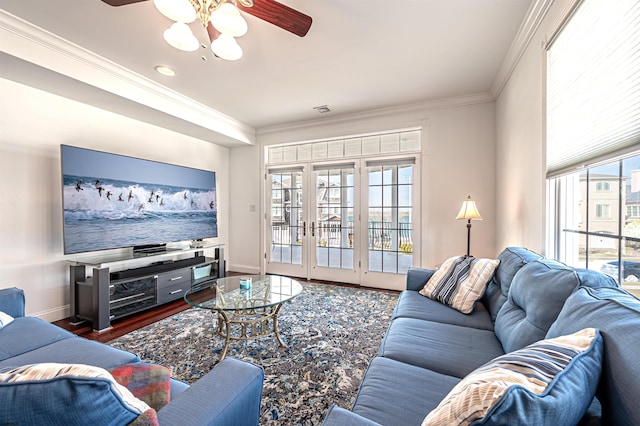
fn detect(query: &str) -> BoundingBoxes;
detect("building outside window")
[548,154,640,297]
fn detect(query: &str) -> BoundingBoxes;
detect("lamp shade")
[211,3,248,37]
[211,33,243,60]
[456,196,483,220]
[163,22,199,52]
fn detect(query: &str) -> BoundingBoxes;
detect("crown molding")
[257,92,495,138]
[490,0,554,99]
[0,9,255,146]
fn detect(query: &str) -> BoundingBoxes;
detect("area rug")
[108,282,399,425]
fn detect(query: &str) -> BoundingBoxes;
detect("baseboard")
[227,264,261,275]
[32,304,70,323]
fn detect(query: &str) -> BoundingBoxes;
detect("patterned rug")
[108,282,399,425]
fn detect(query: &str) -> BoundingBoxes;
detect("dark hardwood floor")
[53,296,196,344]
[54,273,398,344]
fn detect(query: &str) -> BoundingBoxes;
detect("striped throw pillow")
[422,328,603,426]
[420,256,499,314]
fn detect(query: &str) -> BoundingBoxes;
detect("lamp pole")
[466,219,472,257]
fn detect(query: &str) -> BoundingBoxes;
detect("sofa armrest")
[157,358,264,426]
[322,406,382,426]
[406,267,435,291]
[0,287,25,318]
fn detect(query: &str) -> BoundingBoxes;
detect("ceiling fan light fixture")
[211,33,243,60]
[163,22,199,51]
[211,3,248,37]
[154,0,196,23]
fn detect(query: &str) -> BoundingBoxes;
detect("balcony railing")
[270,221,413,253]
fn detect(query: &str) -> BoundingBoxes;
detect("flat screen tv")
[60,145,217,255]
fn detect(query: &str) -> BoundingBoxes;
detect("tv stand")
[69,245,225,331]
[133,243,182,255]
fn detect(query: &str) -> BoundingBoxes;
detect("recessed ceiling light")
[155,65,176,77]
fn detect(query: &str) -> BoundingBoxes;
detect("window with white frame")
[595,204,611,219]
[627,205,640,218]
[546,0,640,295]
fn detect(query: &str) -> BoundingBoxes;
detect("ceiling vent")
[313,105,331,114]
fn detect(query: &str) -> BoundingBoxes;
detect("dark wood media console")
[69,247,225,331]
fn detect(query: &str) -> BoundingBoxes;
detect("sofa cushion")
[0,337,140,370]
[392,291,494,330]
[423,328,603,426]
[0,311,13,329]
[406,267,437,291]
[109,363,171,411]
[0,317,76,362]
[378,318,505,378]
[574,268,620,289]
[494,258,581,353]
[0,363,158,425]
[482,247,543,322]
[351,356,459,426]
[420,256,499,314]
[0,287,25,318]
[546,286,640,425]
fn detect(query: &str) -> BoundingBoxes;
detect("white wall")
[495,0,574,254]
[0,78,229,321]
[228,145,262,273]
[229,96,497,273]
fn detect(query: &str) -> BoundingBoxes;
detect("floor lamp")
[456,195,483,257]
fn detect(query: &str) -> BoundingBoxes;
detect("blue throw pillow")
[546,286,640,426]
[0,363,157,425]
[423,328,603,426]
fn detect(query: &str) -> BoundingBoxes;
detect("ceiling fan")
[101,0,312,60]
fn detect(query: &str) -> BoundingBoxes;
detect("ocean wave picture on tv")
[61,145,217,254]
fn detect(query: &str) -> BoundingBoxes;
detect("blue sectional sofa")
[0,287,264,425]
[323,247,640,425]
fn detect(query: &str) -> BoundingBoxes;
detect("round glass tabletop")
[184,274,303,311]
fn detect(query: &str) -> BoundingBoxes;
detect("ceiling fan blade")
[238,0,312,37]
[101,0,148,6]
[207,21,222,43]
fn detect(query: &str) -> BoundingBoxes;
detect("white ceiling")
[0,0,534,145]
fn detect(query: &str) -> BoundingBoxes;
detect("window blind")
[546,0,640,178]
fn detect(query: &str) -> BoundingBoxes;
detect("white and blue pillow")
[420,256,500,314]
[0,311,13,329]
[423,328,603,425]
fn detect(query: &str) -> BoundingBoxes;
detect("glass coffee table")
[184,274,303,362]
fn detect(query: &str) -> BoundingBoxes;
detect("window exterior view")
[550,153,640,298]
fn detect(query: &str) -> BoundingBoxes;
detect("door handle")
[303,221,306,237]
[311,222,315,237]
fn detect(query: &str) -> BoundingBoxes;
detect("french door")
[266,157,418,290]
